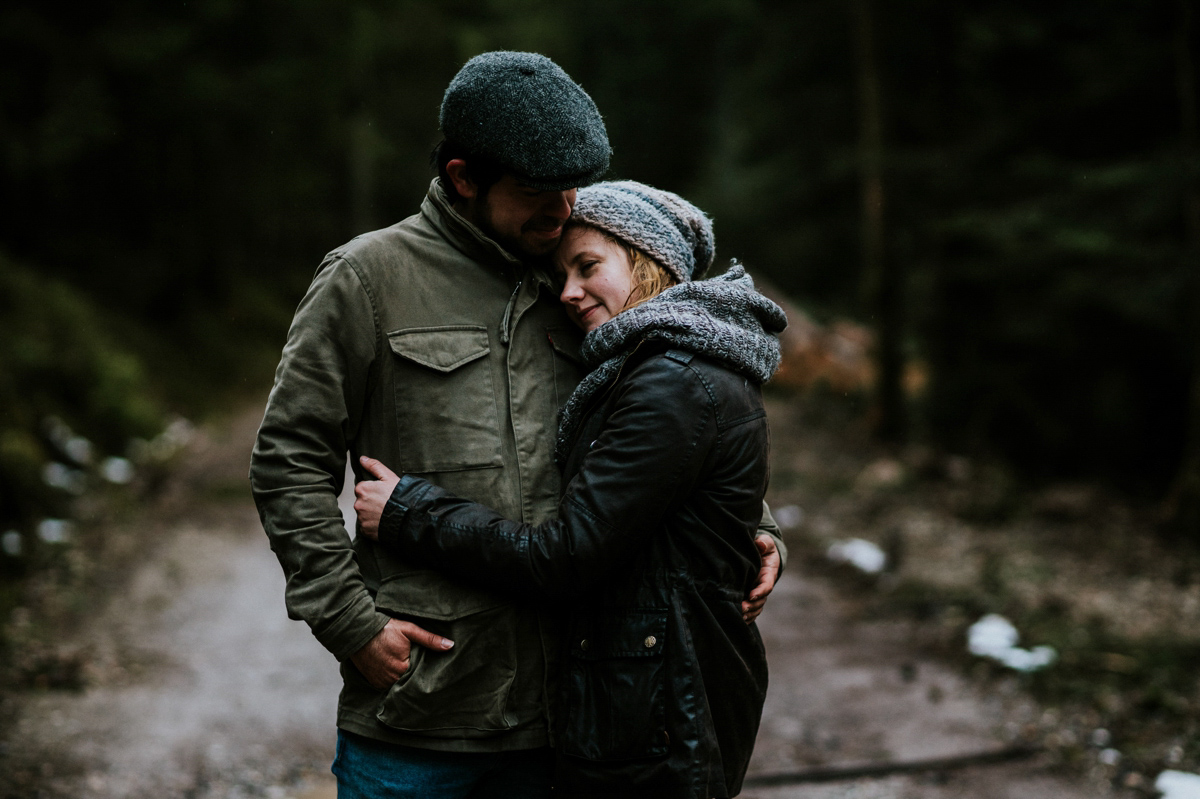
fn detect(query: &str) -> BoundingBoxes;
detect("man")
[249,51,784,798]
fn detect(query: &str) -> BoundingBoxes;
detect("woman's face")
[555,226,634,332]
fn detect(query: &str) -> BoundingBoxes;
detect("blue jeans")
[332,730,554,799]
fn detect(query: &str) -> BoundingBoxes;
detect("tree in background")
[1164,0,1200,536]
[851,0,905,443]
[1,0,1197,529]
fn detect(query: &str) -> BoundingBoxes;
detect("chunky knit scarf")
[556,263,787,462]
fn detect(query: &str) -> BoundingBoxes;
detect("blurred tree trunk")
[852,0,905,442]
[1164,0,1200,538]
[348,112,379,235]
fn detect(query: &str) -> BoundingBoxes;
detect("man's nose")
[542,190,574,221]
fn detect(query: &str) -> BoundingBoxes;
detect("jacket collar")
[421,179,523,275]
[421,179,561,294]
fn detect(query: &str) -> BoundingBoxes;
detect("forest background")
[1,0,1197,551]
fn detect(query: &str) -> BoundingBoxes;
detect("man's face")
[472,175,577,258]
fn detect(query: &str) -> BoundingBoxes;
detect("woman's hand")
[742,534,780,624]
[354,456,402,540]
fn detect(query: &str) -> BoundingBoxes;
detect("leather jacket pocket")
[388,326,503,473]
[560,609,669,761]
[374,573,516,737]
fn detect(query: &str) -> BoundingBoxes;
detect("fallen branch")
[741,744,1043,787]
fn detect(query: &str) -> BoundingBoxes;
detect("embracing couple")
[250,51,788,799]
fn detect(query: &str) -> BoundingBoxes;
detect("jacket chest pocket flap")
[389,326,503,473]
[561,609,670,762]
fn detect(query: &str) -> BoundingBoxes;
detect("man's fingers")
[744,534,780,622]
[742,595,767,621]
[399,621,454,651]
[359,455,399,481]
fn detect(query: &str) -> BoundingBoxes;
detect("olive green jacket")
[250,179,786,753]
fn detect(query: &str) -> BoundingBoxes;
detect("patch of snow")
[36,518,74,545]
[967,614,1057,672]
[1156,770,1200,799]
[42,462,86,495]
[161,418,195,448]
[129,417,196,463]
[827,538,887,574]
[100,456,136,485]
[65,436,94,465]
[968,614,1019,654]
[2,530,21,556]
[43,417,94,465]
[773,504,804,530]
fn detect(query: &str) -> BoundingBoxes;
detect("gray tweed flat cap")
[440,51,611,191]
[570,181,715,283]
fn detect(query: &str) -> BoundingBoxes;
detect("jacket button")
[644,635,657,648]
[580,639,589,651]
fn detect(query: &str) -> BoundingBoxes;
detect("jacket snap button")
[580,639,589,651]
[644,635,657,648]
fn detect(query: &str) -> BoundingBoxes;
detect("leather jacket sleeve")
[377,353,716,600]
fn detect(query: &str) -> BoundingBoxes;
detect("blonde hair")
[623,244,676,310]
[564,222,677,312]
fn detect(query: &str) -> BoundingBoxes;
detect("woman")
[355,181,786,798]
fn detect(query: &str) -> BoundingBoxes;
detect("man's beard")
[476,199,562,259]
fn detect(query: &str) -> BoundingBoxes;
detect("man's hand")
[355,456,402,539]
[350,618,454,690]
[742,534,781,624]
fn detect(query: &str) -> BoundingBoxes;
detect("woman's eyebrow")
[569,249,600,263]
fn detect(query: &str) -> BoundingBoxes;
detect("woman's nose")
[560,278,584,303]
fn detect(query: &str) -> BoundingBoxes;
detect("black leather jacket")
[379,342,770,798]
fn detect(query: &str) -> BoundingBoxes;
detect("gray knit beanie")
[569,181,716,282]
[440,51,611,191]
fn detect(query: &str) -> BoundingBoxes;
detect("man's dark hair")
[432,139,506,204]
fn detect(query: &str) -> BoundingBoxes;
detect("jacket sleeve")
[377,355,715,601]
[249,256,390,661]
[758,501,788,575]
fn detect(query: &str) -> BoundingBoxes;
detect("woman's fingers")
[353,476,394,541]
[359,455,399,481]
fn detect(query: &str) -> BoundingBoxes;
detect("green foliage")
[0,252,164,526]
[0,0,1194,492]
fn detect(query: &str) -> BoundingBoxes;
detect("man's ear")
[445,159,479,200]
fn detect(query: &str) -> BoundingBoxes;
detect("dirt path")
[744,571,1118,798]
[0,405,1123,798]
